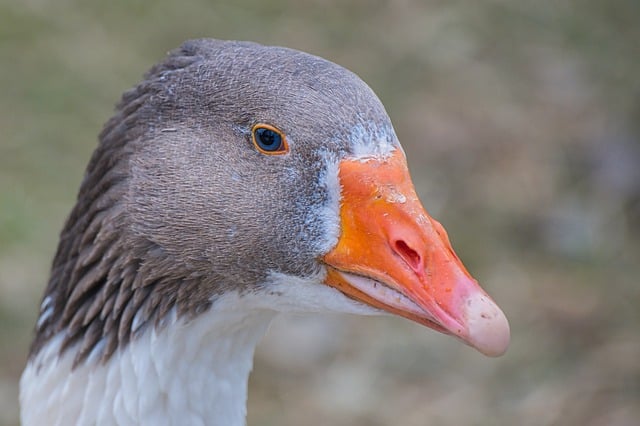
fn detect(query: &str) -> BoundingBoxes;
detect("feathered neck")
[21,292,276,426]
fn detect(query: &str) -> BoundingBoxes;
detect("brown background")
[1,1,638,425]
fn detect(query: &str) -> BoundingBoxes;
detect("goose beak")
[322,149,510,357]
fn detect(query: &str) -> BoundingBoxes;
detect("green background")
[1,1,638,425]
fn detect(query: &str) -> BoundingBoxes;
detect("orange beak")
[322,149,510,356]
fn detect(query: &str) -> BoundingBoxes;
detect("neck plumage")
[21,294,276,426]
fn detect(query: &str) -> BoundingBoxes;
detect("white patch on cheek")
[312,151,342,254]
[348,122,399,158]
[313,120,402,256]
[313,121,401,255]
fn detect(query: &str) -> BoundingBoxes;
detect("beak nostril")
[393,240,422,273]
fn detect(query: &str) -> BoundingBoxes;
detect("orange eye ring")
[251,124,289,155]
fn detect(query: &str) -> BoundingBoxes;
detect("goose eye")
[252,124,288,155]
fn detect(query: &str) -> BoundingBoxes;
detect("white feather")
[21,271,382,426]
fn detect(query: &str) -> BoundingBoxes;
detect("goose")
[20,38,510,426]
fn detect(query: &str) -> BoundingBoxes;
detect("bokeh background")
[1,1,638,425]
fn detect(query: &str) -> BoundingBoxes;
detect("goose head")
[22,39,509,425]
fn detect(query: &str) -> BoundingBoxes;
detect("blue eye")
[255,128,281,150]
[252,124,288,154]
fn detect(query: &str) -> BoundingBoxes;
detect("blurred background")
[1,0,638,425]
